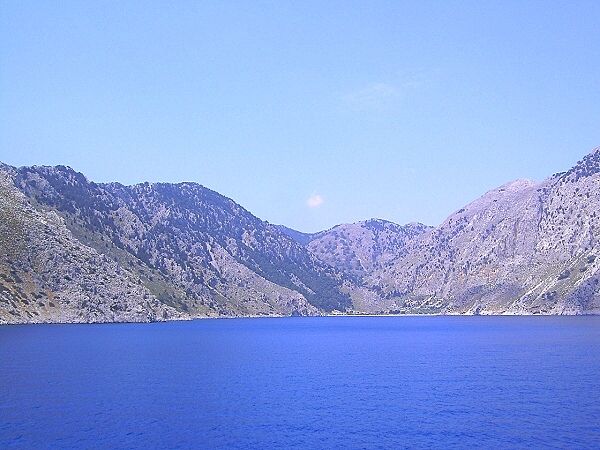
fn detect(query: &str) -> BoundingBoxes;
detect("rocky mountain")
[305,220,431,279]
[1,147,599,323]
[356,150,600,315]
[0,164,353,323]
[0,167,180,324]
[274,225,316,246]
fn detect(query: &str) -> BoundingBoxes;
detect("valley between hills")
[1,147,599,323]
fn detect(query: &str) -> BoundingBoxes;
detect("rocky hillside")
[305,220,431,279]
[1,146,599,323]
[276,149,600,315]
[0,167,180,324]
[0,164,354,323]
[274,225,316,246]
[360,149,600,315]
[280,219,431,279]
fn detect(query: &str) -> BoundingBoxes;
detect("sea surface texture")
[1,317,599,449]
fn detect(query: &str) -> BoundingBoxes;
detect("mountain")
[303,220,431,279]
[0,164,353,323]
[1,147,600,323]
[273,225,316,246]
[0,167,180,324]
[358,150,600,315]
[277,220,431,279]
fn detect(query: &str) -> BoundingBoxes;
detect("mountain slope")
[0,167,180,324]
[274,225,316,246]
[365,149,600,314]
[306,219,431,278]
[2,146,600,322]
[8,164,351,319]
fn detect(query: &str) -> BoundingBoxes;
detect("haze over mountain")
[1,147,599,323]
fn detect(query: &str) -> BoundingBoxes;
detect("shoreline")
[2,311,599,326]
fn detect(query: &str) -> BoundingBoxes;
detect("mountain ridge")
[1,146,599,323]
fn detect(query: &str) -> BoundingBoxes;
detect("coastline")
[2,310,598,326]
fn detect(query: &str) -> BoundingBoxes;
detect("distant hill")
[273,224,317,246]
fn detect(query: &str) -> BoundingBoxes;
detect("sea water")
[1,316,599,448]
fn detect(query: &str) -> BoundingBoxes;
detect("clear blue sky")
[1,1,599,232]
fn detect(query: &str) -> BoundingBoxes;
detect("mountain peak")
[563,146,600,181]
[586,145,600,157]
[497,178,537,191]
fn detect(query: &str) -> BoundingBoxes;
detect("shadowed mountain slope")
[0,164,354,323]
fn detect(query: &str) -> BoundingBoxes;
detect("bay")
[1,316,599,449]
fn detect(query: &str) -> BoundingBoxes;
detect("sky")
[1,1,599,232]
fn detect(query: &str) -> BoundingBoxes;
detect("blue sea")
[1,316,599,449]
